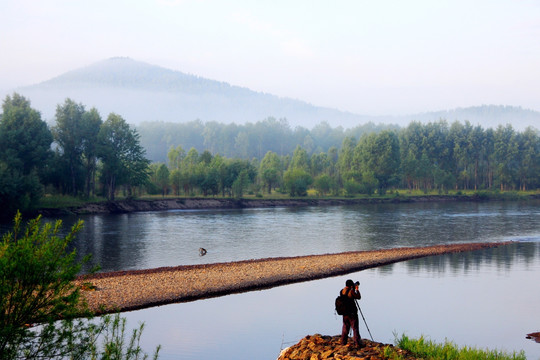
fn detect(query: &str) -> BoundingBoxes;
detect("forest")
[1,93,539,219]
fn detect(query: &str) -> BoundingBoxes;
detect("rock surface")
[77,242,510,315]
[277,334,421,360]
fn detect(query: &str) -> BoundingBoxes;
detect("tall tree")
[98,113,150,200]
[80,108,102,197]
[517,127,540,191]
[259,151,282,194]
[155,163,170,196]
[0,94,52,217]
[0,93,53,175]
[52,99,86,196]
[167,145,185,170]
[289,145,310,172]
[493,124,519,190]
[356,130,400,194]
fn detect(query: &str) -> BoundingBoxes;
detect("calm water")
[54,200,540,273]
[5,200,540,358]
[122,243,540,359]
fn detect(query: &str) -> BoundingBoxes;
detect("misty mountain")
[7,57,540,130]
[12,57,372,128]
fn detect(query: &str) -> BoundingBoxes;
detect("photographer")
[340,279,363,348]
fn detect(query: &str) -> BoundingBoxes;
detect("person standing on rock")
[340,279,363,348]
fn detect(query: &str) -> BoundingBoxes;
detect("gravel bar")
[76,242,511,315]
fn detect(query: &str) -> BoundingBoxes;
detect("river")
[10,200,540,358]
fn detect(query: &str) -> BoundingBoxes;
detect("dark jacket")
[341,286,361,314]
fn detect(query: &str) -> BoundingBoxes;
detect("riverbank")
[77,241,511,315]
[37,193,540,216]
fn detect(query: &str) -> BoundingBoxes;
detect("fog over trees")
[1,92,539,220]
[8,57,540,131]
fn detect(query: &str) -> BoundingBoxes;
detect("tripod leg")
[355,299,374,341]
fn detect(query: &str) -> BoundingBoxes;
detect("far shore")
[38,193,540,217]
[76,241,512,315]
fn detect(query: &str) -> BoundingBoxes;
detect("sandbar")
[77,242,510,315]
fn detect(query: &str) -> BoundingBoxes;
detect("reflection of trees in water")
[402,242,539,274]
[66,214,147,274]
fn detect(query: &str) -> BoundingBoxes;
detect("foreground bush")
[0,212,159,359]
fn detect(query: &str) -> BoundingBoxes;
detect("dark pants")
[341,313,362,346]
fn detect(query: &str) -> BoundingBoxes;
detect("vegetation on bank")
[1,92,539,220]
[35,189,540,213]
[384,334,526,360]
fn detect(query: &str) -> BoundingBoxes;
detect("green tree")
[98,113,150,200]
[80,108,102,197]
[313,173,333,196]
[517,127,540,191]
[283,168,312,196]
[0,164,43,219]
[259,151,282,194]
[356,130,400,194]
[167,145,185,170]
[156,163,170,196]
[0,93,53,175]
[52,99,86,196]
[493,124,519,190]
[289,145,310,172]
[0,94,52,218]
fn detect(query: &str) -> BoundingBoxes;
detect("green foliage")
[0,164,44,219]
[90,314,161,360]
[52,99,87,196]
[98,113,150,200]
[0,211,90,358]
[0,212,160,359]
[0,94,52,218]
[0,93,53,175]
[283,168,313,196]
[394,334,526,360]
[2,93,540,205]
[313,174,333,196]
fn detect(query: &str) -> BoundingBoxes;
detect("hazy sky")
[1,0,539,115]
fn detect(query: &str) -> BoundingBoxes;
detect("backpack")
[335,290,354,315]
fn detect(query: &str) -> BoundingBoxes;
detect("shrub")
[0,212,160,359]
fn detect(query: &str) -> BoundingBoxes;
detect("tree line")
[1,93,539,219]
[0,93,149,218]
[148,119,540,198]
[137,118,399,162]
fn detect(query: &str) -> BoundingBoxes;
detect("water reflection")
[43,200,540,273]
[121,244,540,360]
[402,241,540,274]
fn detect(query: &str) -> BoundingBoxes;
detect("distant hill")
[409,105,540,130]
[11,57,373,128]
[6,57,540,130]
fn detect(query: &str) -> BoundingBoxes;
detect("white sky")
[1,0,539,115]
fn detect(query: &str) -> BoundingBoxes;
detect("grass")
[387,334,526,360]
[37,194,107,209]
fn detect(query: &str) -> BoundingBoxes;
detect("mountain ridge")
[6,57,540,130]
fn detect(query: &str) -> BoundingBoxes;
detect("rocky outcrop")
[277,334,421,360]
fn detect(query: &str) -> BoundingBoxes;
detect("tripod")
[355,299,373,341]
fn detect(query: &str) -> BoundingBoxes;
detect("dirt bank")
[40,195,494,216]
[77,241,510,315]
